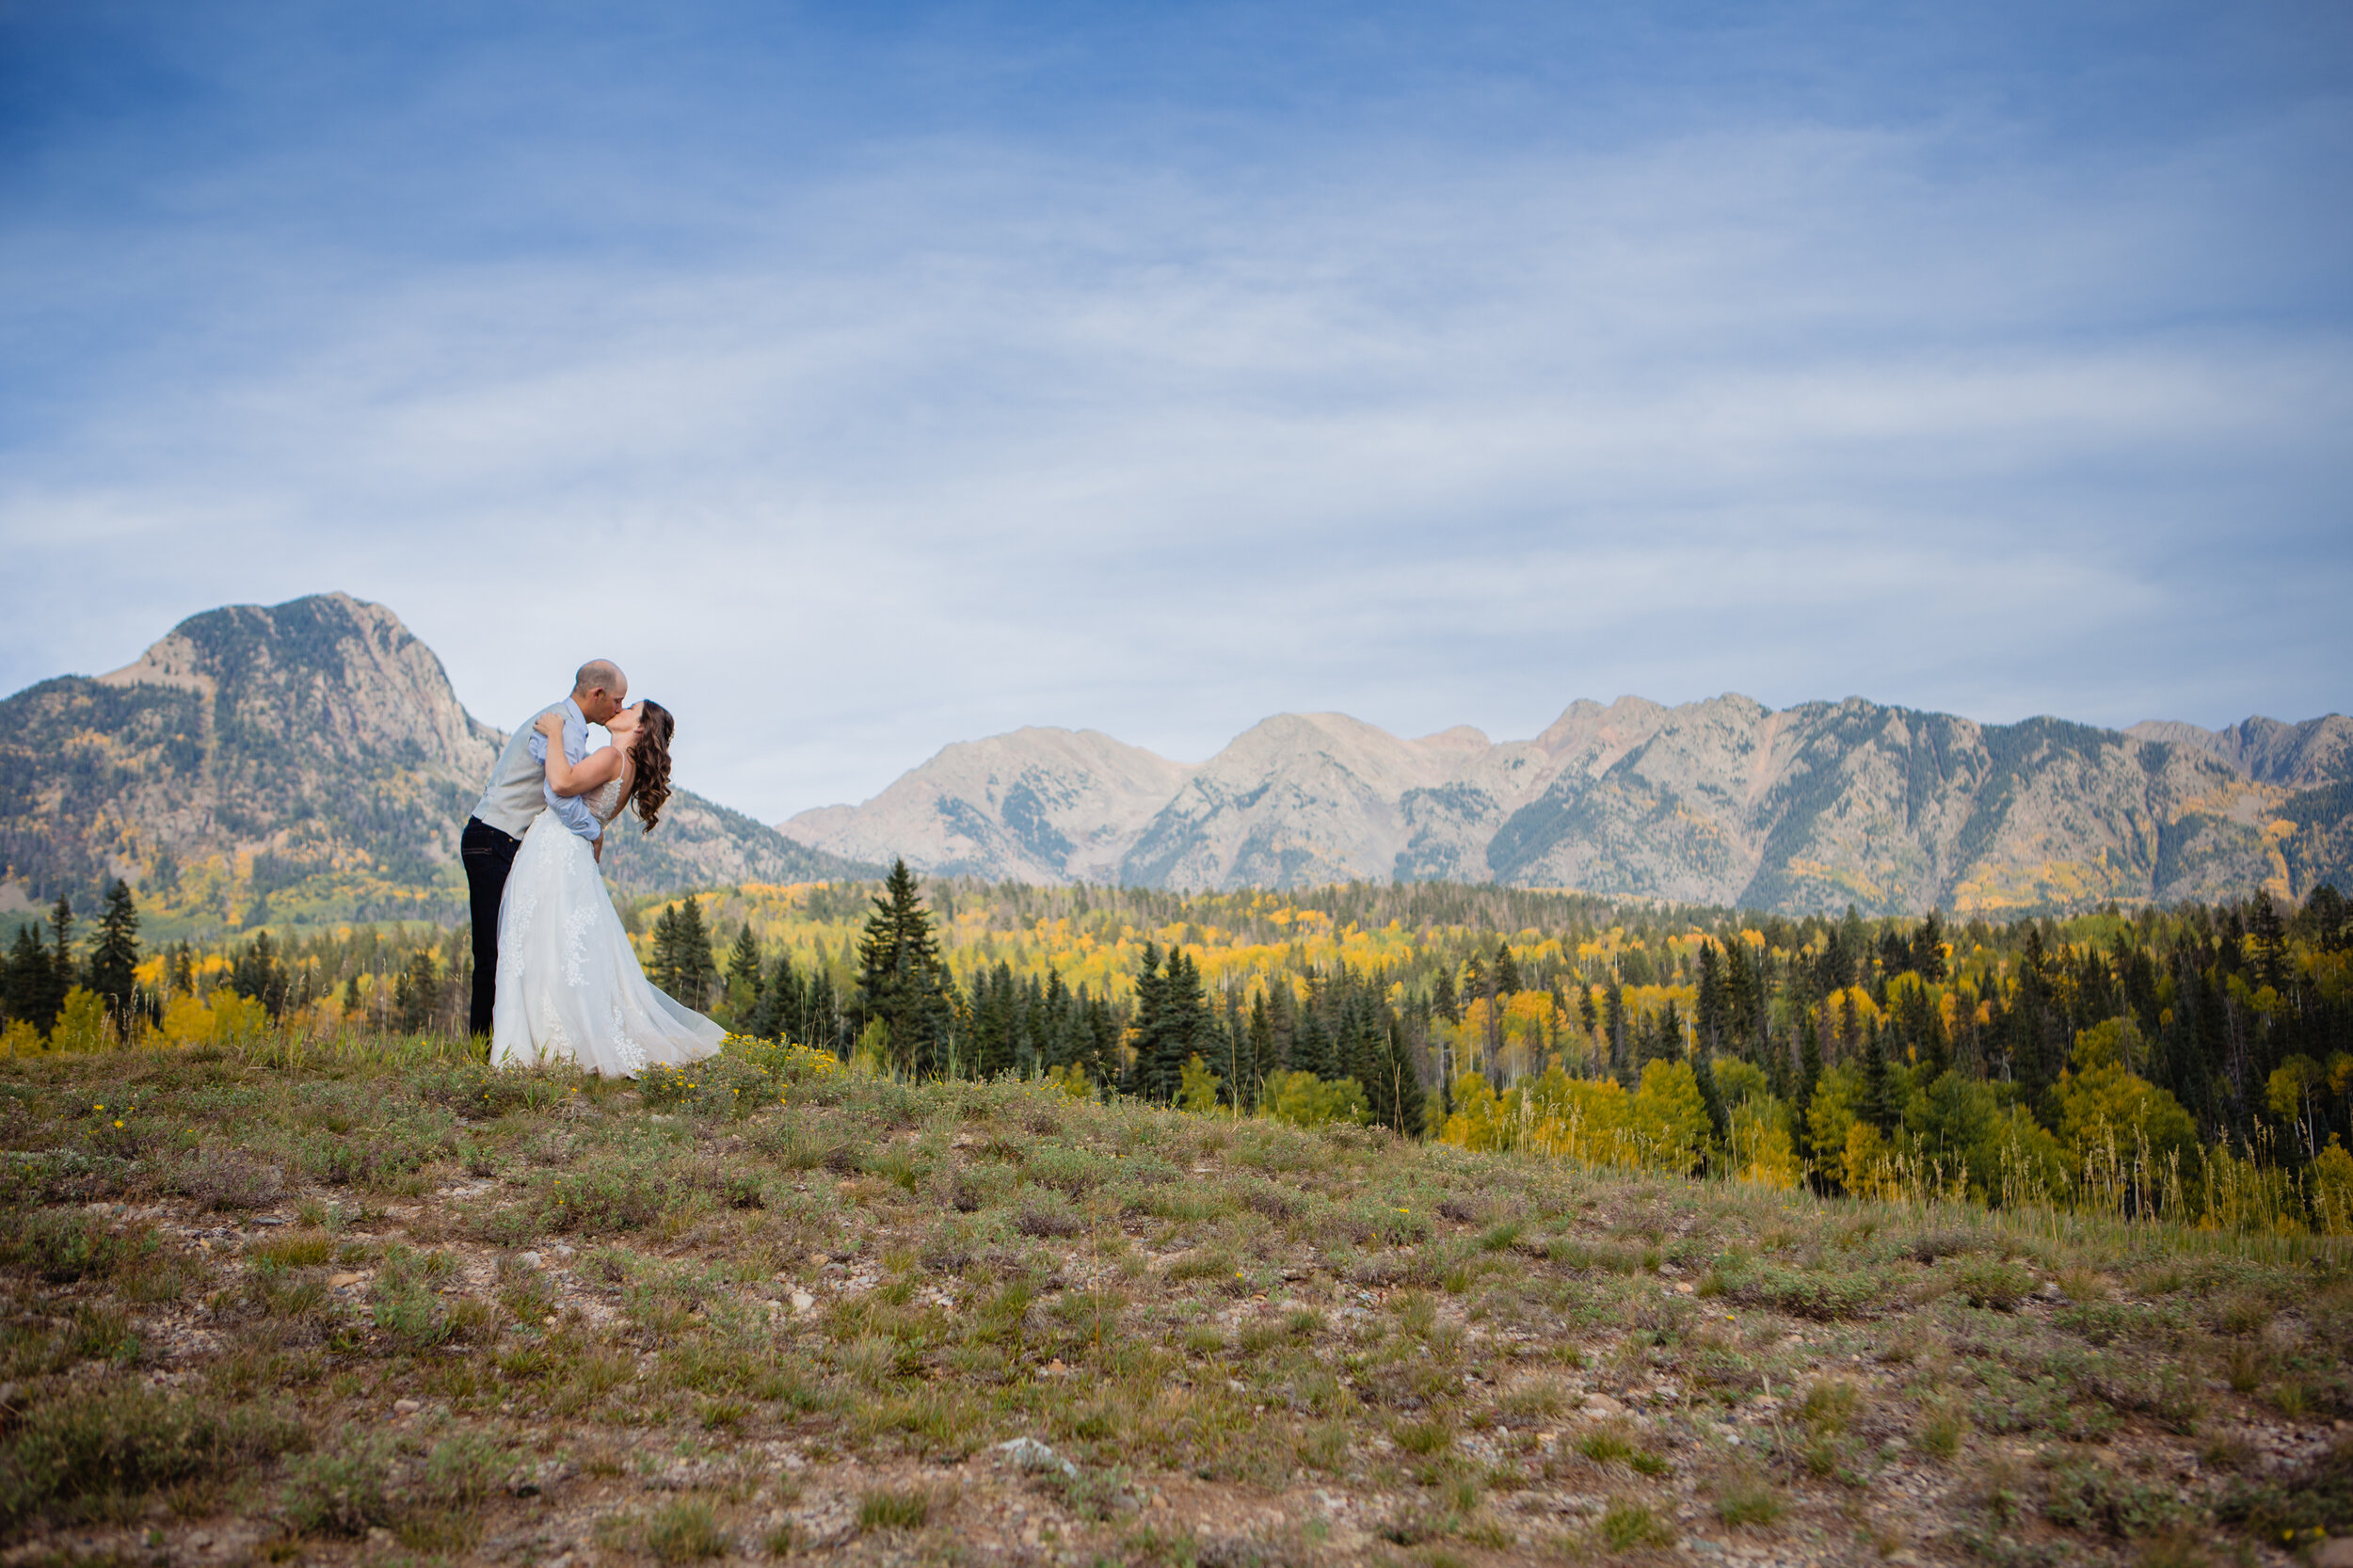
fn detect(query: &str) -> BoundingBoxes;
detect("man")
[462,659,628,1039]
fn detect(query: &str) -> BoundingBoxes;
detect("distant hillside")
[0,594,876,934]
[783,698,2353,914]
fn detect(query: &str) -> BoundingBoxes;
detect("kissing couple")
[459,659,723,1077]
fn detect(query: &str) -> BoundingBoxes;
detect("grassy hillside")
[2,1034,2346,1565]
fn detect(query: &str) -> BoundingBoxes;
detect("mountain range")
[6,592,2345,928]
[781,699,2353,915]
[0,594,873,933]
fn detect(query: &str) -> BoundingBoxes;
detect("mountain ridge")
[782,696,2353,913]
[0,593,877,934]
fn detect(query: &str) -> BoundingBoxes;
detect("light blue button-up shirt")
[529,697,601,842]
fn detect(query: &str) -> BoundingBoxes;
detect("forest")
[6,866,2349,1231]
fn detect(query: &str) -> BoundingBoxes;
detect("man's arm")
[534,706,601,842]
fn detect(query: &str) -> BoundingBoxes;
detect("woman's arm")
[535,712,626,798]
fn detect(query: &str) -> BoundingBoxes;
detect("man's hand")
[592,837,604,864]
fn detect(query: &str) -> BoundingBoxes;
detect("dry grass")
[0,1034,2345,1565]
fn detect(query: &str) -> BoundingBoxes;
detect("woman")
[489,699,723,1076]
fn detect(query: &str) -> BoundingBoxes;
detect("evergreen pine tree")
[394,951,440,1032]
[726,926,764,1014]
[1138,949,1209,1102]
[1722,936,1759,1051]
[88,880,141,1028]
[975,962,1016,1079]
[1910,907,1947,983]
[1294,1006,1337,1081]
[1128,944,1166,1096]
[1695,940,1725,1050]
[754,952,804,1043]
[1362,1013,1427,1136]
[1340,989,1381,1088]
[233,932,288,1017]
[1657,999,1689,1066]
[1246,991,1274,1104]
[675,901,717,1010]
[1494,941,1520,995]
[1606,980,1630,1085]
[853,859,954,1078]
[1796,1013,1825,1164]
[652,905,682,998]
[1042,970,1076,1073]
[2248,892,2289,992]
[2,924,51,1030]
[1430,966,1459,1024]
[47,896,76,1007]
[1861,1018,1894,1130]
[1689,1048,1731,1161]
[1081,989,1118,1088]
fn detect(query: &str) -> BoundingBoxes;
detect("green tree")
[47,896,76,1007]
[392,951,440,1033]
[232,932,289,1018]
[1243,990,1275,1106]
[1795,1013,1825,1164]
[1690,1047,1732,1154]
[675,901,716,1010]
[1861,1020,1895,1130]
[854,860,955,1078]
[1293,1006,1338,1081]
[1130,947,1209,1102]
[88,880,142,1028]
[1910,908,1948,983]
[724,925,763,1020]
[1362,1015,1427,1137]
[651,904,681,996]
[652,901,717,1010]
[2,924,56,1031]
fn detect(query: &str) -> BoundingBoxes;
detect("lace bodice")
[584,773,629,825]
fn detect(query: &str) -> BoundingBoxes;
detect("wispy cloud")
[1,3,2347,816]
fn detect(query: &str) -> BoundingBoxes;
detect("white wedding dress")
[489,774,723,1076]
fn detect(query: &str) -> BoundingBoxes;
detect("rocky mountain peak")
[1,593,872,931]
[782,696,2353,913]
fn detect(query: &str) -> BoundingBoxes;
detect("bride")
[489,699,723,1076]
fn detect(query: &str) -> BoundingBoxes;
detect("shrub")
[857,1488,931,1531]
[2217,1433,2353,1540]
[369,1247,478,1350]
[3,1208,128,1283]
[1948,1256,2034,1311]
[1715,1477,1786,1527]
[422,1431,507,1509]
[1261,1071,1369,1130]
[283,1436,393,1535]
[1731,1262,1892,1320]
[646,1499,728,1561]
[1598,1499,1675,1550]
[1,1384,305,1526]
[1015,1206,1082,1239]
[172,1149,285,1210]
[2043,1460,2188,1539]
[542,1158,680,1234]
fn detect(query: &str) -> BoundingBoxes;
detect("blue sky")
[2,1,2348,820]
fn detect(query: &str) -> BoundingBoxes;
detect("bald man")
[461,659,628,1039]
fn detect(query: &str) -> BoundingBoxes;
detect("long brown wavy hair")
[627,701,675,833]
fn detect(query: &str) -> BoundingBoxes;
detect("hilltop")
[0,1037,2343,1566]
